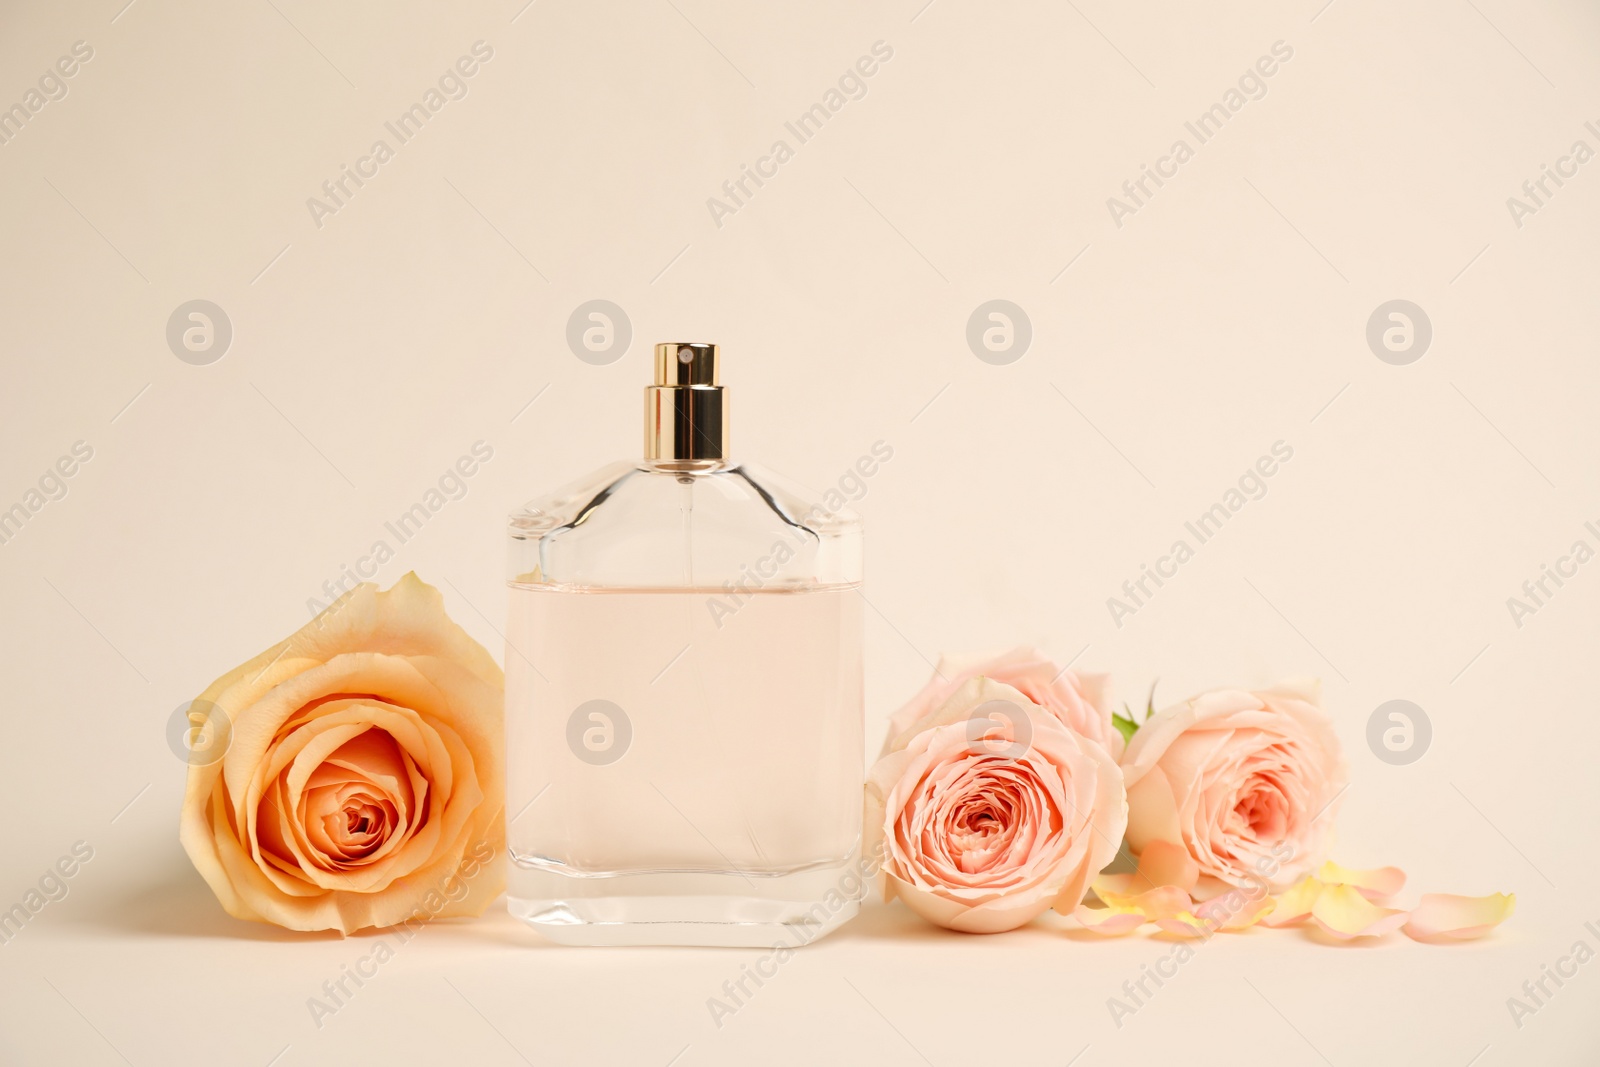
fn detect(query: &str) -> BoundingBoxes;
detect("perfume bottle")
[504,343,865,947]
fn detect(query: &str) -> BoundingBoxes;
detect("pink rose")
[865,677,1126,933]
[1120,681,1347,894]
[880,647,1121,759]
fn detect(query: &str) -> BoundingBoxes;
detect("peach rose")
[1120,681,1346,894]
[880,647,1122,759]
[865,677,1126,933]
[179,574,505,934]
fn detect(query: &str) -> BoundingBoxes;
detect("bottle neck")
[644,382,727,467]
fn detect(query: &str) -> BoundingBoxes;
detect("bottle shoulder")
[508,460,862,588]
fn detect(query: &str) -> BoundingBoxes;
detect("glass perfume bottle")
[504,343,865,947]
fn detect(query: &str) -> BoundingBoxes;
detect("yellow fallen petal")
[1198,894,1276,931]
[1261,876,1324,928]
[1073,904,1149,935]
[1403,893,1516,943]
[1153,891,1276,938]
[1092,872,1140,900]
[1097,885,1192,922]
[1319,860,1406,901]
[1153,911,1213,939]
[1309,884,1409,940]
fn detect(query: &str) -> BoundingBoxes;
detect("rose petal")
[1214,896,1275,931]
[1154,912,1213,939]
[880,647,1123,759]
[866,678,1128,933]
[1193,888,1275,931]
[1092,872,1140,899]
[179,574,504,935]
[1119,684,1347,894]
[1135,839,1200,892]
[1263,678,1322,706]
[1309,884,1409,940]
[1319,861,1406,901]
[1073,905,1150,935]
[1403,893,1516,943]
[1097,885,1192,922]
[1261,876,1324,927]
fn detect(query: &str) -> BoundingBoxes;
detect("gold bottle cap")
[645,342,727,467]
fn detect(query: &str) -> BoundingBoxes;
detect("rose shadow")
[61,866,337,943]
[829,900,1070,944]
[827,900,953,942]
[1296,925,1406,948]
[64,872,566,947]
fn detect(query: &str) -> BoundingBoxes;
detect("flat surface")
[1,0,1598,1064]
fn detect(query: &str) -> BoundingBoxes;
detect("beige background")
[1,0,1597,1063]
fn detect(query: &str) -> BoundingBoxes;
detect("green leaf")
[1111,681,1159,745]
[1111,710,1139,744]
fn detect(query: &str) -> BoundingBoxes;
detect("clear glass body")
[504,458,865,947]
